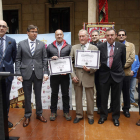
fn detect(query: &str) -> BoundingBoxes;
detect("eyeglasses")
[118,34,125,36]
[29,31,38,34]
[0,25,7,29]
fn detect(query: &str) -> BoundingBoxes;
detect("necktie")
[30,42,35,56]
[109,45,114,68]
[81,45,85,50]
[0,38,4,55]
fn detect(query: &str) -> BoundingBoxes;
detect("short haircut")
[27,25,38,32]
[117,29,127,36]
[78,29,89,37]
[106,28,116,34]
[91,30,100,35]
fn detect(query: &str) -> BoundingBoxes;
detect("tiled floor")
[71,85,139,112]
[8,108,140,140]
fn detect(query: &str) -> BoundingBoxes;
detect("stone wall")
[108,0,140,54]
[2,0,88,45]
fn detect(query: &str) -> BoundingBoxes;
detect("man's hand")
[17,76,23,82]
[52,56,58,59]
[43,75,49,81]
[130,71,134,76]
[72,77,79,83]
[83,66,90,72]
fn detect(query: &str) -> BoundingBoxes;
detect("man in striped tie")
[15,25,49,127]
[98,28,126,126]
[0,20,17,128]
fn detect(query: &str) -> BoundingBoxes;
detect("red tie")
[109,45,114,68]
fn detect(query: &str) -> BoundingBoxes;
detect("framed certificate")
[48,56,73,75]
[75,50,100,69]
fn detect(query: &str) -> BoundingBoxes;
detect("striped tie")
[0,38,4,55]
[81,45,85,50]
[109,45,114,68]
[30,42,35,56]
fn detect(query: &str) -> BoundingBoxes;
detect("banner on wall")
[9,32,72,110]
[83,22,115,42]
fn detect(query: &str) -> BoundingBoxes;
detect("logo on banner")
[12,85,15,90]
[48,105,50,109]
[57,106,60,110]
[17,81,21,85]
[43,99,47,103]
[43,89,45,94]
[47,85,50,89]
[48,95,50,99]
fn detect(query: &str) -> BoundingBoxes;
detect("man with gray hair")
[90,30,102,114]
[70,29,98,124]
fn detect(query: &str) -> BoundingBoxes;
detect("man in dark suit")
[90,30,102,114]
[15,25,48,127]
[0,20,17,128]
[98,28,126,126]
[46,29,72,121]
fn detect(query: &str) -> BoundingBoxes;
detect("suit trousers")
[50,74,70,113]
[122,76,131,112]
[1,67,12,115]
[74,85,94,119]
[22,71,43,118]
[95,70,101,109]
[138,83,140,114]
[100,76,122,119]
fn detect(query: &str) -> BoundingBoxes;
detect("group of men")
[0,19,137,128]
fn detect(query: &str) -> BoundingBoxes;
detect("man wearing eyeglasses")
[108,29,135,118]
[0,20,17,128]
[15,25,49,127]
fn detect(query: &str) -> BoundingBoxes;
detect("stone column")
[88,0,96,23]
[0,0,3,20]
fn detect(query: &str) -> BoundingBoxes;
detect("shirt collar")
[81,42,89,47]
[56,41,63,46]
[0,34,6,40]
[107,41,115,47]
[28,38,36,43]
[122,40,125,44]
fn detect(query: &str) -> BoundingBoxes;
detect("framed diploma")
[75,50,100,69]
[48,56,73,75]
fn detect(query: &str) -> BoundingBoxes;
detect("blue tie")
[30,42,35,56]
[0,38,4,55]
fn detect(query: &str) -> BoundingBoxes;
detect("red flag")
[99,0,108,22]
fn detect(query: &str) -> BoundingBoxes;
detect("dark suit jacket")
[90,40,102,47]
[0,36,17,81]
[15,39,48,80]
[98,41,126,83]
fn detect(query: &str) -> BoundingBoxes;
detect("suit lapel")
[4,36,10,57]
[103,42,107,58]
[113,42,119,58]
[25,39,32,56]
[34,39,39,56]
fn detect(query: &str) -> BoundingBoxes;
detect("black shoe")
[123,111,130,118]
[98,118,107,124]
[108,107,113,113]
[113,119,119,126]
[73,117,83,123]
[88,118,94,124]
[8,121,13,128]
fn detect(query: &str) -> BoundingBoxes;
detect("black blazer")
[98,41,126,83]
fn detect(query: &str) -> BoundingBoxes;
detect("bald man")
[0,20,17,128]
[46,29,72,121]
